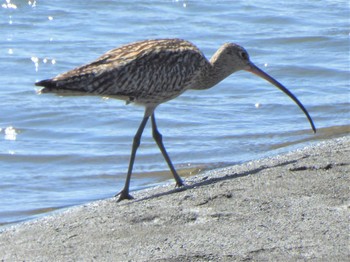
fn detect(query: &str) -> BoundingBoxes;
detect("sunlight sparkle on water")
[28,0,37,7]
[3,126,17,141]
[31,56,39,72]
[31,56,56,71]
[2,0,17,9]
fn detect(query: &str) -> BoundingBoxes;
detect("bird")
[35,38,316,201]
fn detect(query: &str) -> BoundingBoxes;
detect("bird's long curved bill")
[246,63,316,133]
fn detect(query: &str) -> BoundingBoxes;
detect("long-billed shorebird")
[36,38,316,201]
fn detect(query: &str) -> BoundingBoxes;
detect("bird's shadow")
[120,158,299,204]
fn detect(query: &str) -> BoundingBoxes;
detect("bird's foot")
[115,189,134,202]
[175,180,185,188]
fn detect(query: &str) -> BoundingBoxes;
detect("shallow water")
[0,0,349,225]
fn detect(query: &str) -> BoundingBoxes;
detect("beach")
[0,136,349,261]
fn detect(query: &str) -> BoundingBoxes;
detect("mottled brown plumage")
[38,39,208,105]
[36,38,316,201]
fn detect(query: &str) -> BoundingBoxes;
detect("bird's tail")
[35,79,80,94]
[35,79,57,93]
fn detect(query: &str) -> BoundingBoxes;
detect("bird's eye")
[240,51,249,60]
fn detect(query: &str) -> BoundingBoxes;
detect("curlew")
[35,38,316,201]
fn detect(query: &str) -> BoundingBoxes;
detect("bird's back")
[36,39,209,105]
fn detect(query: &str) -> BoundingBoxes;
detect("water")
[0,0,349,226]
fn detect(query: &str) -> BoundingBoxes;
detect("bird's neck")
[191,50,237,90]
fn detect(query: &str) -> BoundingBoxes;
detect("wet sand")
[0,136,349,261]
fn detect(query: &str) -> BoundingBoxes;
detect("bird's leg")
[151,113,184,187]
[117,115,149,202]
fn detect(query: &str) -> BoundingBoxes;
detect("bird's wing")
[36,51,127,92]
[36,39,207,102]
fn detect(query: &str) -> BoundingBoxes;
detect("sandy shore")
[0,136,349,261]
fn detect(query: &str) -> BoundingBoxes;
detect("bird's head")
[212,43,252,73]
[213,42,316,133]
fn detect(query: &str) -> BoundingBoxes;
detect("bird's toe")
[116,190,134,202]
[175,180,185,188]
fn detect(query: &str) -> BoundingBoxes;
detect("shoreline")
[1,136,349,261]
